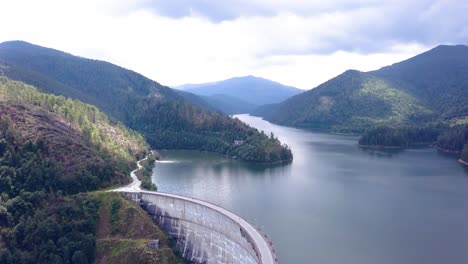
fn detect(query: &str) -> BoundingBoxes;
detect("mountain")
[175,90,219,112]
[176,75,303,113]
[0,76,149,193]
[371,45,468,117]
[0,77,183,263]
[202,94,257,115]
[255,45,468,133]
[0,41,292,163]
[177,91,257,114]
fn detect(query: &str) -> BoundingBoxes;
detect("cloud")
[0,0,464,89]
[135,0,468,53]
[138,0,381,22]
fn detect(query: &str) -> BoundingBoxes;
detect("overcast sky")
[1,0,467,89]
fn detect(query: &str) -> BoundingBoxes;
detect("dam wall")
[123,191,277,264]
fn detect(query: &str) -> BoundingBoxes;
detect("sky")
[0,0,467,89]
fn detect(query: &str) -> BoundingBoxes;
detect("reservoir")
[152,114,468,264]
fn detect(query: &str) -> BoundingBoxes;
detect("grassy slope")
[93,192,184,264]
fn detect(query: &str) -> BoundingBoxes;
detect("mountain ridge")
[255,44,468,132]
[0,40,292,163]
[175,75,303,113]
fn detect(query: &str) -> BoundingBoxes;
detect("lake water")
[152,114,468,264]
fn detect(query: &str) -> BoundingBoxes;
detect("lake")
[152,114,468,264]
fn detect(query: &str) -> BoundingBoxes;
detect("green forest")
[256,45,468,135]
[0,117,98,263]
[138,153,158,191]
[359,124,468,163]
[0,41,292,163]
[0,82,183,263]
[0,77,148,162]
[0,77,151,191]
[358,124,446,148]
[0,76,183,263]
[255,70,435,133]
[251,44,468,165]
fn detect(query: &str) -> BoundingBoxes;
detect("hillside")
[255,45,468,133]
[255,70,433,132]
[0,76,149,193]
[0,191,182,264]
[0,41,292,163]
[0,76,182,263]
[93,192,184,264]
[176,75,302,113]
[208,94,258,114]
[372,45,468,117]
[175,90,218,112]
[203,94,257,114]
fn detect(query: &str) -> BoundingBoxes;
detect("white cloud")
[0,0,450,89]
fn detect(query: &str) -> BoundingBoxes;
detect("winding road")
[110,155,148,193]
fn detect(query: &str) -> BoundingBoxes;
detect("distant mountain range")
[175,76,303,114]
[254,45,468,133]
[200,94,258,114]
[0,40,292,163]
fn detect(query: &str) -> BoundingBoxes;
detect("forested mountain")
[255,45,468,133]
[372,45,468,118]
[0,41,292,163]
[175,90,219,112]
[359,124,468,164]
[255,70,433,132]
[176,75,302,113]
[0,77,182,263]
[0,76,149,192]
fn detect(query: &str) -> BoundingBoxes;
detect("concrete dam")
[123,191,277,264]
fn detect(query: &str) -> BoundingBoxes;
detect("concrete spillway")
[123,191,277,264]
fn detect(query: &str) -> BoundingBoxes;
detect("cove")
[152,114,468,264]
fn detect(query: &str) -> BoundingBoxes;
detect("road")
[110,154,147,192]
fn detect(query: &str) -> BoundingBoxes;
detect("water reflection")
[358,147,405,158]
[153,115,468,264]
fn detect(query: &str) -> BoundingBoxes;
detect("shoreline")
[241,114,363,136]
[157,148,293,165]
[358,144,405,149]
[434,145,462,154]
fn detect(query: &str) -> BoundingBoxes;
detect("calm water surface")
[152,114,468,264]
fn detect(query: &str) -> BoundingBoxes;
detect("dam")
[123,191,278,264]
